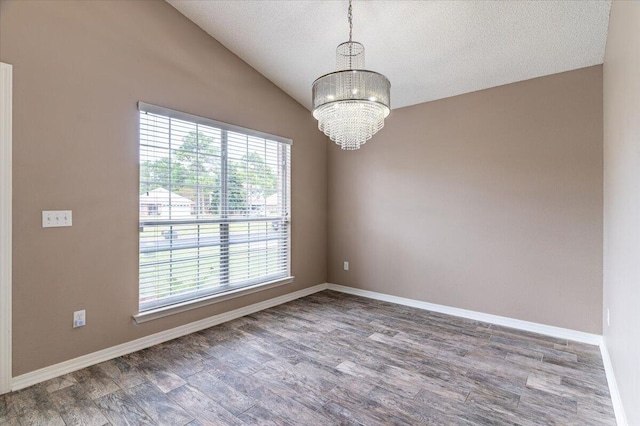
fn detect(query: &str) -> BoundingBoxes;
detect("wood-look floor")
[0,290,615,425]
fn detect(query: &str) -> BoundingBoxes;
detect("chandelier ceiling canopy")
[312,0,391,150]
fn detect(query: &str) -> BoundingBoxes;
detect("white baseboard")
[11,283,329,391]
[600,339,628,426]
[326,284,602,345]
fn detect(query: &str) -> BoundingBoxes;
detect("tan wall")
[603,1,640,423]
[328,66,603,334]
[0,0,327,376]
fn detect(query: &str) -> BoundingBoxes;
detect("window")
[138,103,291,313]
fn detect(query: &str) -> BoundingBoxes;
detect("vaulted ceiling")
[167,0,611,110]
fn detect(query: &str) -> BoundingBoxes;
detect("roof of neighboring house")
[265,193,279,206]
[249,192,280,207]
[140,187,194,206]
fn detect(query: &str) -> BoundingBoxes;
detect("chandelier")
[312,0,391,150]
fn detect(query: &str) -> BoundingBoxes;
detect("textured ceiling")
[167,0,611,111]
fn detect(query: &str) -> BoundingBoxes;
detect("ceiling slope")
[167,0,611,110]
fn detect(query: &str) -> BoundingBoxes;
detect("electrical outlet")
[73,310,86,328]
[607,308,610,327]
[42,210,72,228]
[344,261,349,271]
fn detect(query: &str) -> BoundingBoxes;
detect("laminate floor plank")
[1,290,616,425]
[94,389,156,426]
[14,406,66,426]
[235,404,293,426]
[72,366,122,401]
[41,374,78,394]
[125,381,193,426]
[166,385,241,426]
[185,371,255,415]
[96,358,148,391]
[49,383,110,426]
[325,385,413,426]
[367,385,456,426]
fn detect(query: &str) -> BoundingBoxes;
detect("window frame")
[134,102,293,322]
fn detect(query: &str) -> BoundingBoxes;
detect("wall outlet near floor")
[607,308,610,327]
[73,310,86,328]
[343,261,349,271]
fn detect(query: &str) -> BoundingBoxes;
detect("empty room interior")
[0,0,639,425]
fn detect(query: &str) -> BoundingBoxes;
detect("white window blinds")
[138,103,291,312]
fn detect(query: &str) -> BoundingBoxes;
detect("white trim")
[134,276,295,323]
[11,283,328,391]
[600,338,628,426]
[0,62,13,395]
[327,284,602,345]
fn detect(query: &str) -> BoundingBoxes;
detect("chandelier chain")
[348,0,353,42]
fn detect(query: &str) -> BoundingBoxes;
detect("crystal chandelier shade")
[312,2,391,150]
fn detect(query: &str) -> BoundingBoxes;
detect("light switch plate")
[42,210,72,228]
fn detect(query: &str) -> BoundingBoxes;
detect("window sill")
[133,276,294,324]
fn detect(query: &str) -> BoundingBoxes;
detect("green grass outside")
[139,221,285,306]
